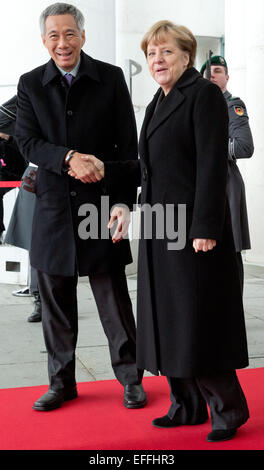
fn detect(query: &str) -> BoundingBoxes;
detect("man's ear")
[81,29,86,47]
[41,35,47,48]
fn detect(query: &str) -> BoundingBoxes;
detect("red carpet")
[0,368,264,451]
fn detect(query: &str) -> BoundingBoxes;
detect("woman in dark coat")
[91,21,249,442]
[136,21,249,443]
[106,20,249,443]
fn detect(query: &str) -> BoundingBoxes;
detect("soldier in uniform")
[201,56,254,291]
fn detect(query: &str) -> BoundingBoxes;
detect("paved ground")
[0,263,263,389]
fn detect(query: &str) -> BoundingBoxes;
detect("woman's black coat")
[120,68,248,377]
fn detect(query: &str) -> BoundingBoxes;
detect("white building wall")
[225,0,264,264]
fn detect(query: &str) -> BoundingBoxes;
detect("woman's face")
[146,35,189,95]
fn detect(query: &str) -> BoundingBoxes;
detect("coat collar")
[145,67,201,140]
[223,90,232,100]
[175,66,201,89]
[42,50,101,86]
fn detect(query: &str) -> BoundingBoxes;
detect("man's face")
[42,14,85,71]
[204,65,229,92]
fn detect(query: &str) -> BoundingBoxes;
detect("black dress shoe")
[152,413,208,428]
[32,387,78,411]
[123,384,147,409]
[206,428,237,442]
[152,415,181,428]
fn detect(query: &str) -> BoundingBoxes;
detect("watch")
[65,150,77,166]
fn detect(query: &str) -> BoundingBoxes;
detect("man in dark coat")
[15,2,146,411]
[201,56,254,291]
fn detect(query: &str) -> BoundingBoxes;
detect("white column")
[225,0,264,264]
[225,0,247,97]
[245,0,264,263]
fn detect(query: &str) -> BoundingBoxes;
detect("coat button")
[67,110,73,116]
[143,168,148,180]
[70,191,77,197]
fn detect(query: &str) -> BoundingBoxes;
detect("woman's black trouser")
[167,371,249,430]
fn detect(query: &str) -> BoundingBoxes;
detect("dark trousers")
[167,371,249,430]
[29,266,38,294]
[37,268,141,391]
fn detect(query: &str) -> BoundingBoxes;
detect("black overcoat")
[15,51,138,276]
[135,68,249,377]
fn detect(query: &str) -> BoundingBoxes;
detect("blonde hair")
[141,20,197,68]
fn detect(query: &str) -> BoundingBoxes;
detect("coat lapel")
[144,68,201,140]
[139,90,160,163]
[41,51,101,87]
[146,87,185,140]
[41,59,61,87]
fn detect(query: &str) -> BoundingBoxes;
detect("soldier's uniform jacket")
[224,90,254,252]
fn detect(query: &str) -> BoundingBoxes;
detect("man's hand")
[80,154,105,178]
[0,132,10,141]
[67,152,103,183]
[193,238,216,253]
[108,206,130,243]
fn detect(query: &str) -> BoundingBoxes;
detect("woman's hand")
[0,132,10,141]
[193,238,216,253]
[108,206,130,243]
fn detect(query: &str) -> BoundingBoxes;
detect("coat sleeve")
[103,67,140,210]
[0,95,17,135]
[15,76,69,175]
[104,159,141,188]
[189,82,228,242]
[228,98,254,160]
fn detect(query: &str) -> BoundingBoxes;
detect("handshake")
[23,152,105,192]
[66,152,130,242]
[66,152,105,183]
[22,152,129,243]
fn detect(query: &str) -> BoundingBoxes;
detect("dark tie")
[64,73,73,87]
